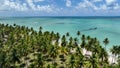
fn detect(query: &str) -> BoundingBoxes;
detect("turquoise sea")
[0,17,120,50]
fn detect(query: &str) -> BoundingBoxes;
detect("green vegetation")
[0,23,120,68]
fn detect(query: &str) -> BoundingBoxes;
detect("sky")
[0,0,120,17]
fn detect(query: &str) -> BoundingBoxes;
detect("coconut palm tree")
[49,45,58,65]
[76,46,82,56]
[68,37,73,48]
[66,32,70,37]
[76,55,85,68]
[10,48,20,67]
[55,33,60,46]
[0,50,6,68]
[80,40,86,48]
[77,31,80,36]
[81,34,85,41]
[69,54,76,68]
[61,35,67,47]
[110,45,120,64]
[36,53,44,68]
[75,47,85,68]
[60,47,68,55]
[87,35,91,41]
[39,26,42,31]
[98,48,108,67]
[117,55,120,65]
[103,38,109,50]
[74,38,78,47]
[87,54,99,68]
[85,38,94,54]
[110,46,116,64]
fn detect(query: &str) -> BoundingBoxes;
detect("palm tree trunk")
[105,45,106,50]
[112,54,114,63]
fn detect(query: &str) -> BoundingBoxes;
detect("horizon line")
[1,16,120,18]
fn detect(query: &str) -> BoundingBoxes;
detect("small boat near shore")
[82,27,98,31]
[89,27,97,30]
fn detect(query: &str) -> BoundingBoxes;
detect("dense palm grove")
[0,23,120,68]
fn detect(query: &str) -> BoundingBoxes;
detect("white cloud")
[0,0,6,11]
[66,0,71,7]
[34,0,44,2]
[0,0,120,15]
[75,0,120,11]
[92,0,102,2]
[26,0,54,12]
[113,3,120,9]
[4,0,10,6]
[98,3,120,10]
[76,0,98,10]
[3,0,28,11]
[1,0,53,12]
[106,0,116,5]
[99,4,107,10]
[27,0,36,10]
[37,5,53,12]
[105,0,120,10]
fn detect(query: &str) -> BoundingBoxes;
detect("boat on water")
[89,27,97,30]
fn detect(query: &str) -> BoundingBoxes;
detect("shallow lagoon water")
[0,17,120,49]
